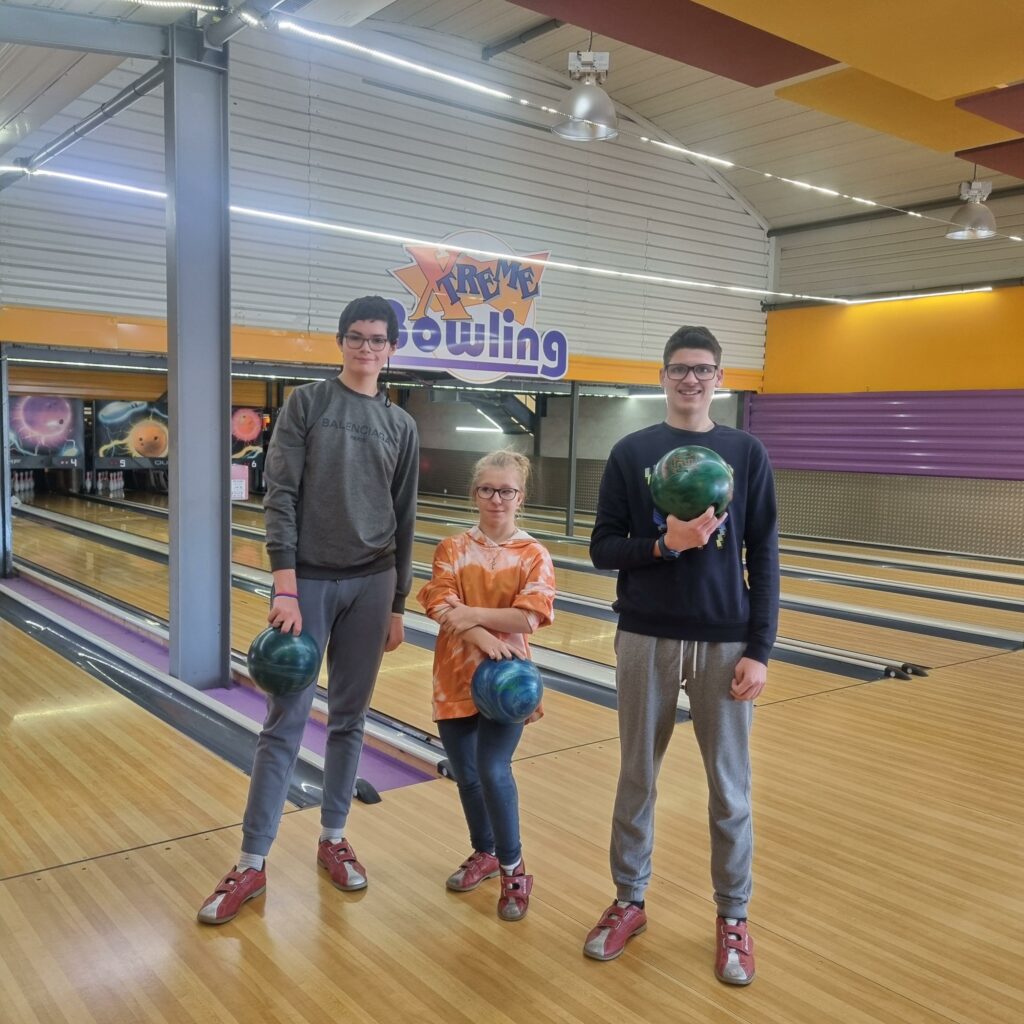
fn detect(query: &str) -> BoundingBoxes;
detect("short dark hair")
[338,295,399,343]
[663,325,722,366]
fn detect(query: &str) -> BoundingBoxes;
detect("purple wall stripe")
[748,390,1024,480]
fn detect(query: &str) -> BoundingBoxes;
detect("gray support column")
[164,29,232,688]
[0,346,12,578]
[565,381,580,538]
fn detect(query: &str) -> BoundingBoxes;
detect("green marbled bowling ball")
[650,445,734,522]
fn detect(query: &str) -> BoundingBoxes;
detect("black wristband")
[657,534,681,560]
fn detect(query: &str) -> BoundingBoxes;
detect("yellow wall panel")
[777,69,1020,152]
[2,306,763,390]
[763,286,1024,393]
[697,1,1024,99]
[8,367,165,400]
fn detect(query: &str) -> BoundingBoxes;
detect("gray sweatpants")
[611,629,753,918]
[241,569,396,857]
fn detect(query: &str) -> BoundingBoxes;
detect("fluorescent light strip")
[10,168,1001,306]
[260,18,1022,243]
[844,286,993,305]
[226,205,847,303]
[32,168,167,199]
[11,356,168,372]
[119,0,222,8]
[276,20,515,101]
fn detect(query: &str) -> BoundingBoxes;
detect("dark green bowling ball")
[471,657,544,724]
[650,445,734,522]
[246,626,321,697]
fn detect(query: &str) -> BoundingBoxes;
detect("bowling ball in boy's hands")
[650,445,734,522]
[247,626,321,696]
[471,657,544,725]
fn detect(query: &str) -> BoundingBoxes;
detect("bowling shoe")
[196,865,267,925]
[714,916,755,985]
[583,902,648,960]
[446,850,500,892]
[497,860,533,921]
[317,838,368,891]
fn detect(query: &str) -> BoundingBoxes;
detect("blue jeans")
[437,714,525,866]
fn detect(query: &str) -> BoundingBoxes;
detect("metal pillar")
[165,28,232,688]
[565,382,580,538]
[0,346,13,578]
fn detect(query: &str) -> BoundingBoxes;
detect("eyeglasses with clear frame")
[342,332,390,352]
[475,485,521,502]
[663,362,719,381]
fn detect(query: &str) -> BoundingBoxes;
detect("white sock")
[500,858,522,873]
[237,851,264,873]
[320,828,344,844]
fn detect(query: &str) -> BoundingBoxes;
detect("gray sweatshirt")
[263,378,419,613]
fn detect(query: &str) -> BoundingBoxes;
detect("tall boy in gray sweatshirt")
[198,295,419,924]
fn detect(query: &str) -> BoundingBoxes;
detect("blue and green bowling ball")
[246,626,321,697]
[471,657,544,725]
[650,445,734,522]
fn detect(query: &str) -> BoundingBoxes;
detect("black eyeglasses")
[663,362,719,381]
[475,486,521,501]
[342,333,390,352]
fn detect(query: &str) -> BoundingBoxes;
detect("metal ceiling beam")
[768,184,1024,237]
[0,64,165,194]
[482,18,564,60]
[0,4,172,59]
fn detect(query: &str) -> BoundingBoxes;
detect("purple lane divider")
[3,576,433,792]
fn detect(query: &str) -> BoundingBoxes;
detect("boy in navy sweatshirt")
[583,325,779,986]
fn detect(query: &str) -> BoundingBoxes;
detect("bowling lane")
[779,576,1023,635]
[12,512,876,732]
[782,536,1023,580]
[9,518,622,757]
[0,616,255,878]
[37,494,1014,665]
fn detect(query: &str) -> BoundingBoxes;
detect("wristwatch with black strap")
[657,533,681,560]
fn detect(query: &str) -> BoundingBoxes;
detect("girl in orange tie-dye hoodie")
[418,449,556,922]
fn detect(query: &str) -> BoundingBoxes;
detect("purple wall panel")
[748,390,1024,480]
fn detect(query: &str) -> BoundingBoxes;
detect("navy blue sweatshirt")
[590,422,779,664]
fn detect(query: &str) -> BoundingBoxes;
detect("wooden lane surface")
[0,619,256,879]
[12,516,870,717]
[779,576,1023,634]
[10,518,618,758]
[25,495,1005,670]
[782,536,1023,578]
[28,495,1024,624]
[510,651,1024,1024]
[5,650,1018,1024]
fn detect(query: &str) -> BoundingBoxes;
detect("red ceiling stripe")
[956,84,1024,134]
[511,0,836,87]
[955,138,1024,180]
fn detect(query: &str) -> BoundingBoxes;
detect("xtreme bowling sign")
[387,230,569,384]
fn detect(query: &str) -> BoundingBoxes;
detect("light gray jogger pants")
[611,629,753,918]
[241,569,396,857]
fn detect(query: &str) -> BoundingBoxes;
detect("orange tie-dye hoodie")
[418,526,556,721]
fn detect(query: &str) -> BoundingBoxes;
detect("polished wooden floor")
[1,608,1021,1024]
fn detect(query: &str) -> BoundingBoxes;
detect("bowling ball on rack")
[246,626,321,697]
[471,657,544,725]
[649,445,734,522]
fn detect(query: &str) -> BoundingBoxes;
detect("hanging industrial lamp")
[552,50,618,142]
[946,178,997,240]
